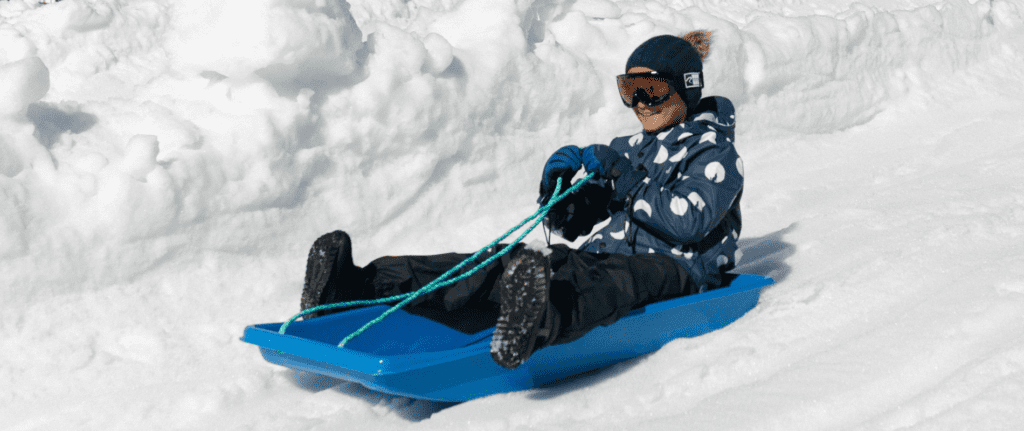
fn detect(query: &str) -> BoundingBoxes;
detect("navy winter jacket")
[548,96,743,291]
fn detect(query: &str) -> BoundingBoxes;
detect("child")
[301,30,743,369]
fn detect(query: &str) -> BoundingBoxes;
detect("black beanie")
[625,35,704,111]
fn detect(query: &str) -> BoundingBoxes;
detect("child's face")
[627,67,688,133]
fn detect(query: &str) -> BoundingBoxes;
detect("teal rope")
[278,172,596,348]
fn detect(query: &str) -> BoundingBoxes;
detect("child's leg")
[363,251,504,310]
[303,231,521,318]
[547,246,697,344]
[489,245,696,368]
[302,230,524,316]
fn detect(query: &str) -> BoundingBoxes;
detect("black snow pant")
[347,244,699,345]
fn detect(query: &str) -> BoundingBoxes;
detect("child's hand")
[582,145,630,179]
[583,145,647,202]
[539,145,582,204]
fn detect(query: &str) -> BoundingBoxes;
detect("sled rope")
[278,173,596,348]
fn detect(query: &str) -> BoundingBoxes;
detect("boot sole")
[490,249,551,369]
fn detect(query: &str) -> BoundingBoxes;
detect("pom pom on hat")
[682,30,712,60]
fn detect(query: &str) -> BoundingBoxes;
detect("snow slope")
[2,0,1023,429]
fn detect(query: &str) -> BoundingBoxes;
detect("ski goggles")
[616,72,703,108]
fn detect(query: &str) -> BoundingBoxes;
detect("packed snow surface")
[2,0,1023,429]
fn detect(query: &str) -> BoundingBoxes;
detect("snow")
[2,0,1023,429]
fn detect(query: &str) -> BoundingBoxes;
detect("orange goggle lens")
[616,74,676,108]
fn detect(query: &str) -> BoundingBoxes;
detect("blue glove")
[582,145,647,201]
[582,145,631,179]
[539,145,582,204]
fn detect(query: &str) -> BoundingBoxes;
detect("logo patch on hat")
[683,72,703,89]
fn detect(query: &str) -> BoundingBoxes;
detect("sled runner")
[240,273,773,402]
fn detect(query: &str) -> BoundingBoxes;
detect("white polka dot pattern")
[687,192,706,211]
[610,221,629,240]
[670,196,689,216]
[634,199,653,217]
[654,146,669,164]
[629,133,643,146]
[669,146,687,163]
[704,162,726,183]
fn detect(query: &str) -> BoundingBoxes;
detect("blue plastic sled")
[241,273,773,402]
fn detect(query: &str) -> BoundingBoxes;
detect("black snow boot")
[300,230,364,319]
[490,247,560,369]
